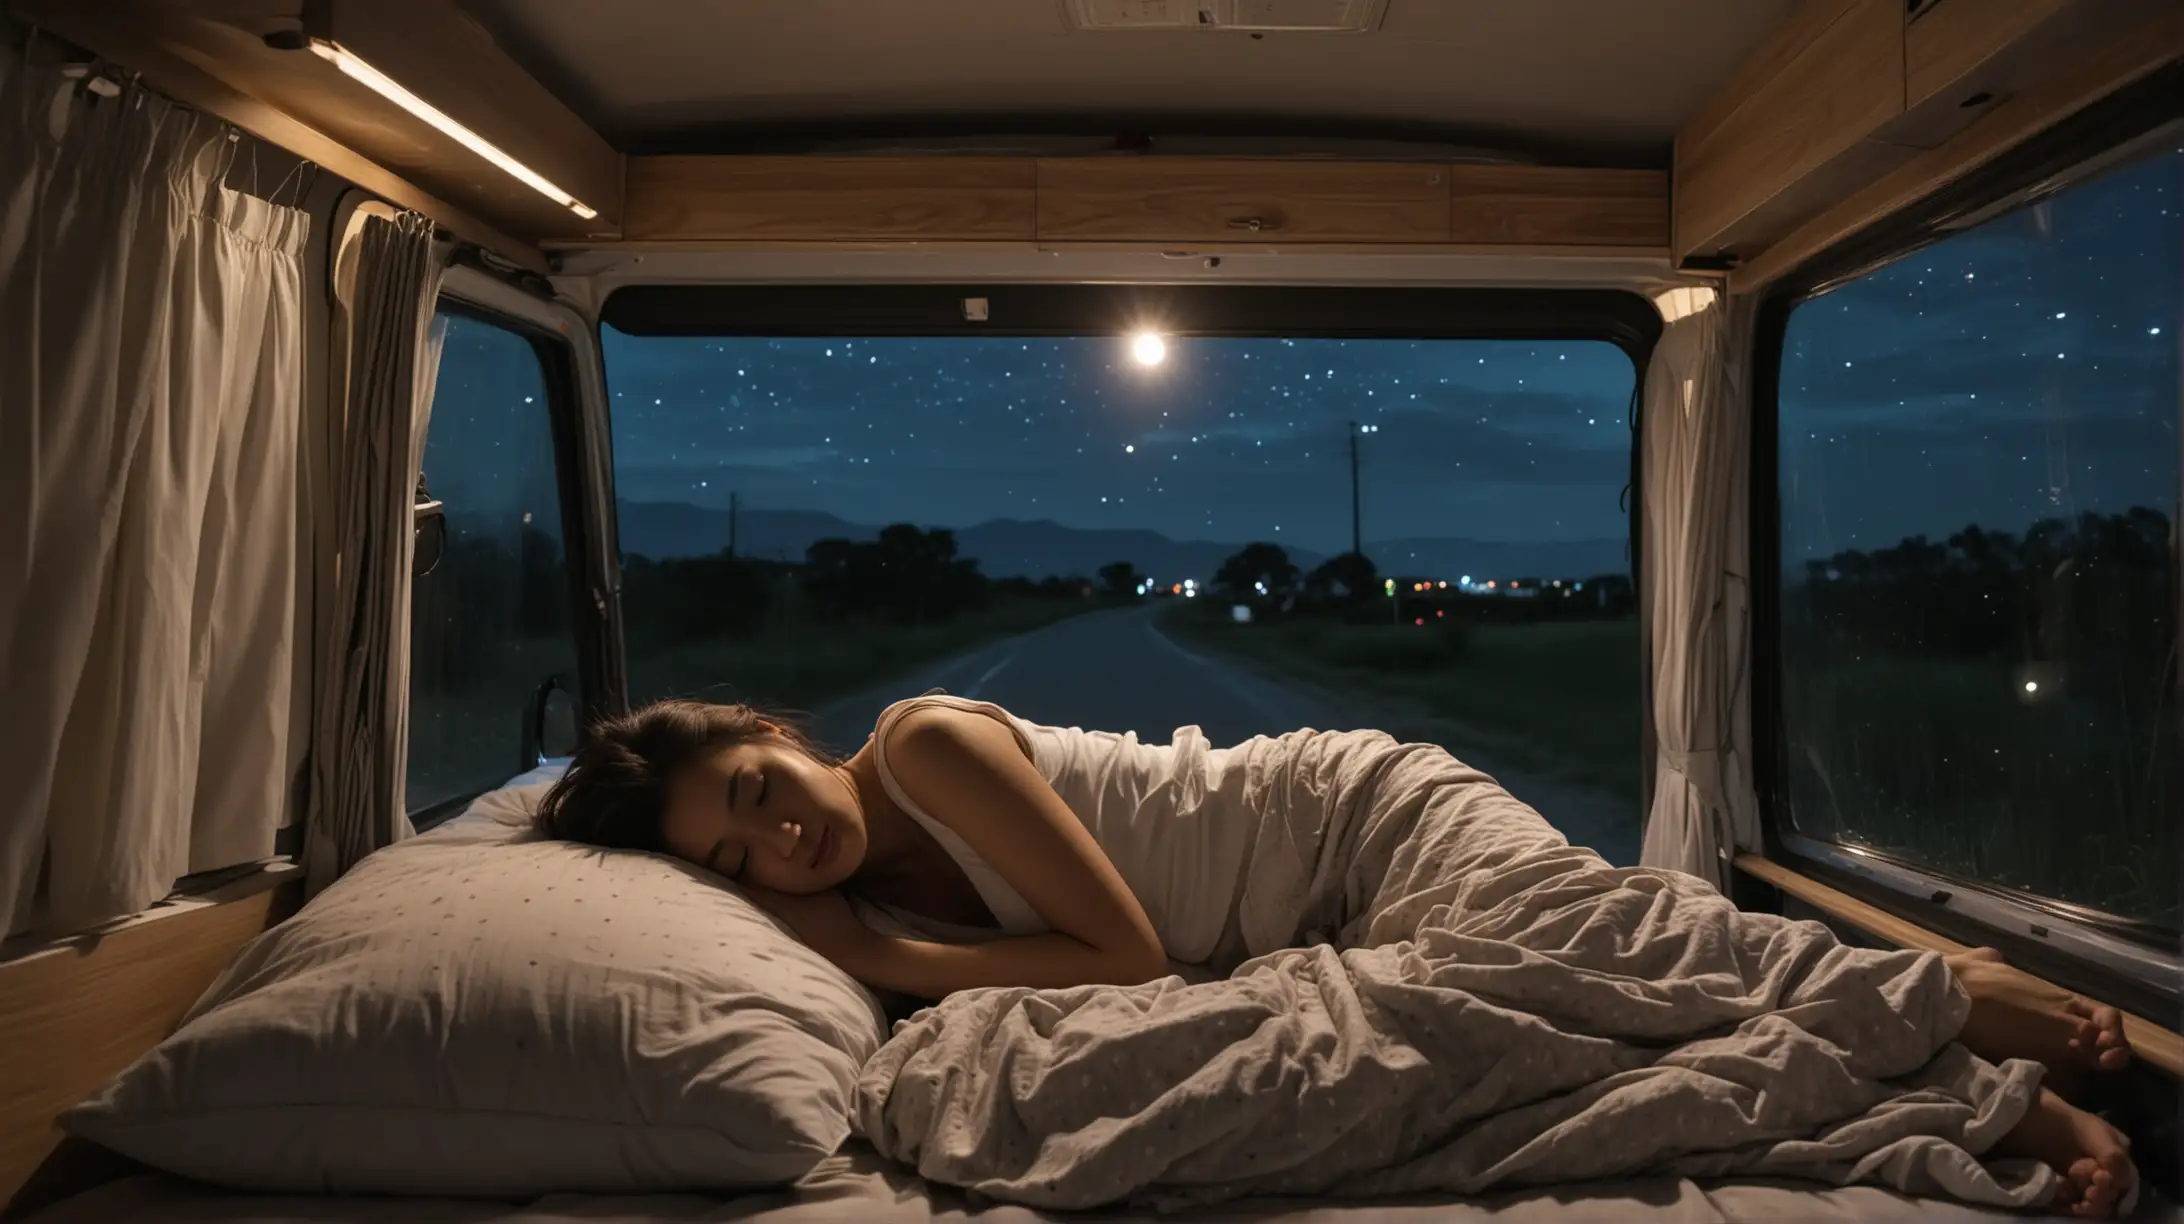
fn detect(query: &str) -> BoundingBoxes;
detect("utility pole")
[1348,420,1362,558]
[728,491,739,558]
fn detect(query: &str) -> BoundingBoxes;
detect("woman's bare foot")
[1992,1086,2135,1218]
[1949,948,2131,1095]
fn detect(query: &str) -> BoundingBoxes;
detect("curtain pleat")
[303,211,441,897]
[0,41,310,933]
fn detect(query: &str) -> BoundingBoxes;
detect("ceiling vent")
[1062,0,1388,33]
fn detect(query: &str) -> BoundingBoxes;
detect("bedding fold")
[856,729,2059,1212]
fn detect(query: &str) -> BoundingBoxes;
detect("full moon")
[1131,331,1167,366]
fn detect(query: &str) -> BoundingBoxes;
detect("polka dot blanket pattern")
[856,729,2066,1213]
[62,779,889,1196]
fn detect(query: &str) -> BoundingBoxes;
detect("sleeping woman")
[536,691,2139,1217]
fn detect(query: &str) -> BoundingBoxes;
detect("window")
[1773,138,2180,929]
[601,294,1652,864]
[406,308,580,814]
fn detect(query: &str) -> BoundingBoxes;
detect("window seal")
[1750,67,2184,1004]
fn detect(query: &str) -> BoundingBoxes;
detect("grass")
[1781,654,2178,926]
[625,593,1106,722]
[1162,603,1645,800]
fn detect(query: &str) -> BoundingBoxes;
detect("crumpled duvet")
[855,729,2065,1212]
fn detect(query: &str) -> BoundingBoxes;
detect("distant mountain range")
[616,500,1629,582]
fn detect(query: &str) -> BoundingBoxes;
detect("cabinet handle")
[1227,215,1277,232]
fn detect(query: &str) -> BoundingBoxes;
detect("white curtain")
[302,210,441,896]
[0,43,309,933]
[1639,287,1762,892]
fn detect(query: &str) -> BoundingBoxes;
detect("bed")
[27,755,2174,1224]
[22,1145,2177,1224]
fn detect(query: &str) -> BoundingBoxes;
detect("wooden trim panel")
[0,879,299,1208]
[622,156,1038,243]
[1734,854,2184,1079]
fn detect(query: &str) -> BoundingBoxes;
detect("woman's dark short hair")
[534,700,835,853]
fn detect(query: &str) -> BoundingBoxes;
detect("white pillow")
[61,777,888,1196]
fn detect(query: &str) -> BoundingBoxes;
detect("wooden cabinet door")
[622,157,1037,242]
[1036,159,1450,244]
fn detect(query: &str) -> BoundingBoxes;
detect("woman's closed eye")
[728,768,769,809]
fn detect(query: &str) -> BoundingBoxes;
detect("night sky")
[423,145,2178,572]
[598,333,1639,560]
[1779,145,2179,563]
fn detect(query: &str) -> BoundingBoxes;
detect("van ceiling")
[457,0,1795,164]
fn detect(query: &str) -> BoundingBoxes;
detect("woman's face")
[660,737,867,894]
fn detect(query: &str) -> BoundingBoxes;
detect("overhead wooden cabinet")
[1900,0,2157,143]
[1448,166,1668,247]
[620,157,1039,243]
[1677,0,2167,270]
[1035,159,1451,244]
[1673,0,1907,265]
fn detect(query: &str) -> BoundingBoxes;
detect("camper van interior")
[1,1,2179,1221]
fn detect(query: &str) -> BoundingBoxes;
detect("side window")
[1774,140,2179,928]
[407,308,580,814]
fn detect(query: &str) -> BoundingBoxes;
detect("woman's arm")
[739,887,1161,998]
[856,708,1170,998]
[846,929,1164,999]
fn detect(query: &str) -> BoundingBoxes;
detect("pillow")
[61,776,888,1197]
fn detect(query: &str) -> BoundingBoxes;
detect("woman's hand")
[742,885,880,973]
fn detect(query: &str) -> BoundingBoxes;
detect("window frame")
[597,284,1661,804]
[1749,63,2184,1018]
[407,269,617,828]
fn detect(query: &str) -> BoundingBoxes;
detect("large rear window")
[600,302,1648,861]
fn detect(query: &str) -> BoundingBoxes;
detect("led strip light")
[308,38,598,220]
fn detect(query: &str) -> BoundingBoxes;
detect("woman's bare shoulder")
[888,702,1013,756]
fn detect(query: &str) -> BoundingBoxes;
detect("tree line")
[414,515,1668,688]
[1786,507,2174,666]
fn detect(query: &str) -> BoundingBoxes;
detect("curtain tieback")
[1660,747,1723,779]
[1659,748,1733,819]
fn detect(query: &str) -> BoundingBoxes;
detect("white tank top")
[867,691,1259,966]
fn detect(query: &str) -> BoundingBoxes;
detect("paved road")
[813,604,1642,866]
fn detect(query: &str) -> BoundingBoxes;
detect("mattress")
[25,1142,2178,1224]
